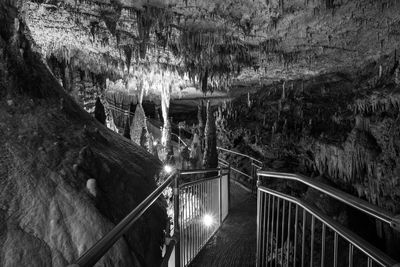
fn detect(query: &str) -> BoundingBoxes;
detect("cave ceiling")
[24,0,400,101]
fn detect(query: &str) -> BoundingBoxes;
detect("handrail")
[257,170,400,230]
[217,147,262,165]
[171,133,189,147]
[258,186,398,266]
[72,167,231,267]
[179,175,221,188]
[179,168,224,175]
[73,170,178,267]
[230,165,252,179]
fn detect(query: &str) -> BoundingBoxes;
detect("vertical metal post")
[275,199,280,267]
[348,244,353,267]
[266,194,271,267]
[286,202,291,267]
[228,164,231,212]
[281,200,286,267]
[256,186,261,267]
[173,173,180,267]
[301,209,306,267]
[310,215,315,267]
[293,205,298,267]
[333,232,338,267]
[219,167,222,225]
[251,159,254,193]
[321,223,326,267]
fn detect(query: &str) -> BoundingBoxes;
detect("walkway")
[189,182,257,267]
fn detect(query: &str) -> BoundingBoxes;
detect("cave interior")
[1,0,400,266]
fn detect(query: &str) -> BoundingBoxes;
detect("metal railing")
[217,147,262,192]
[72,170,179,267]
[70,167,231,267]
[256,170,400,267]
[177,168,230,267]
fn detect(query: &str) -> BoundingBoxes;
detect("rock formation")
[0,1,165,266]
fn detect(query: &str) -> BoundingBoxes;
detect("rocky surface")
[0,1,165,266]
[22,0,400,103]
[216,54,400,259]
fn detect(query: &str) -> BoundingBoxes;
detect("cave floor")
[189,181,257,267]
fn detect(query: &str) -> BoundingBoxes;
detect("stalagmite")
[94,97,106,124]
[131,83,148,147]
[203,101,218,169]
[198,100,206,151]
[161,83,171,151]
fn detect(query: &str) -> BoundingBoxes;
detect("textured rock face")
[0,2,165,266]
[23,0,400,99]
[216,54,400,258]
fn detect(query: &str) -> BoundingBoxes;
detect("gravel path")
[189,182,257,267]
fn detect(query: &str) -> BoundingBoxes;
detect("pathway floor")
[189,181,257,267]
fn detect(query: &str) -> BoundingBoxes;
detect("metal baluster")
[201,182,205,248]
[197,184,200,253]
[286,202,291,267]
[367,257,372,267]
[310,216,315,267]
[260,192,266,267]
[301,209,306,267]
[256,188,262,267]
[348,244,353,267]
[321,223,326,267]
[188,187,192,265]
[293,205,298,267]
[333,232,338,267]
[275,198,280,267]
[206,181,209,241]
[281,200,286,267]
[194,185,197,255]
[270,196,275,267]
[178,188,183,267]
[184,188,188,266]
[265,194,271,267]
[190,186,193,262]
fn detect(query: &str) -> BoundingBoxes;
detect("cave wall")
[0,2,165,266]
[217,51,400,255]
[219,51,400,210]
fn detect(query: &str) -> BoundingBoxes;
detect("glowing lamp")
[203,214,214,227]
[164,165,173,174]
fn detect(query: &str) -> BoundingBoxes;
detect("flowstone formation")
[0,1,165,266]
